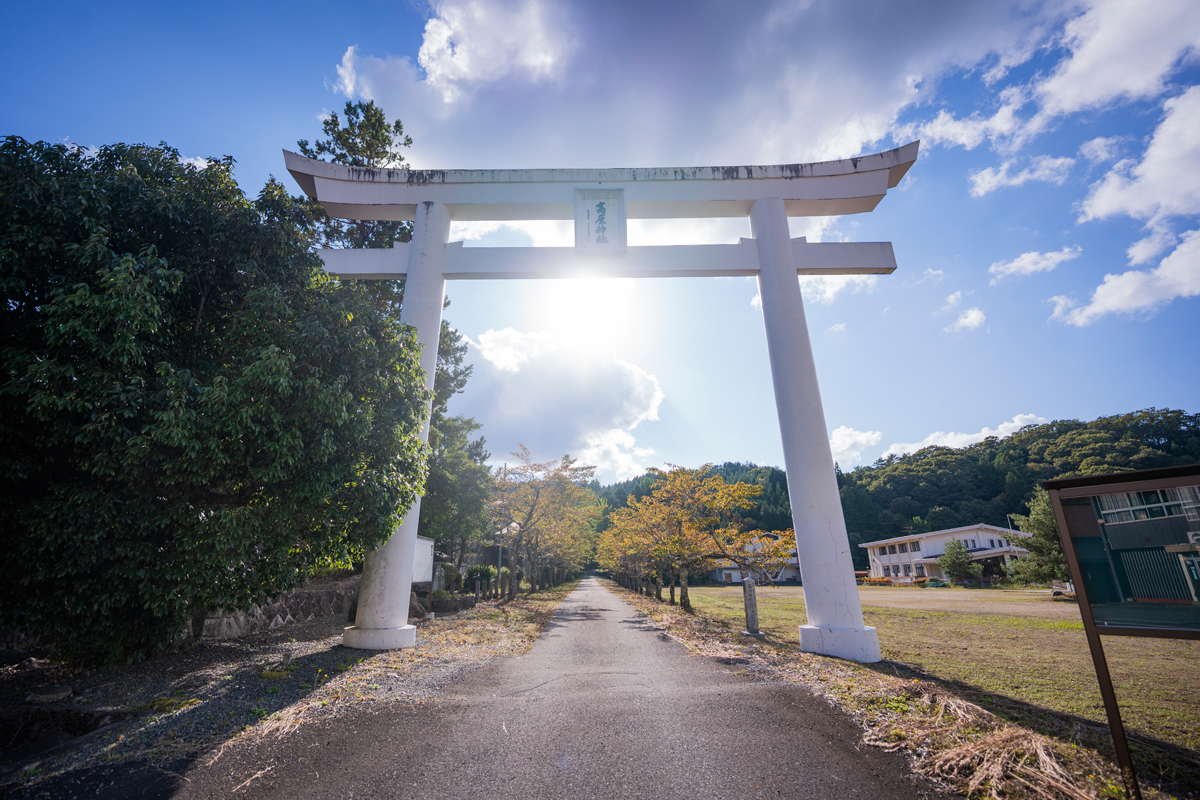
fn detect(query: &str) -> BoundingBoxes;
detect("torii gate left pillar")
[286,142,920,662]
[343,201,449,650]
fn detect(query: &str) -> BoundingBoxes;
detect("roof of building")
[856,523,1029,549]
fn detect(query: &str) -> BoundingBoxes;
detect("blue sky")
[5,0,1199,482]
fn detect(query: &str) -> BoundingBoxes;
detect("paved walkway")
[176,579,942,799]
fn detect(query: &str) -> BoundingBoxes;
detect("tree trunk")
[680,568,690,611]
[669,571,676,605]
[655,568,663,601]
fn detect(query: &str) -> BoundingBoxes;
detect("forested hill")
[591,408,1199,556]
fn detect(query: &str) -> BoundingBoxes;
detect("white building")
[859,524,1030,583]
[711,537,803,585]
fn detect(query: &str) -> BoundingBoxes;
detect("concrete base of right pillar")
[798,625,881,663]
[342,625,416,651]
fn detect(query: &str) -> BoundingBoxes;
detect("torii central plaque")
[285,141,920,663]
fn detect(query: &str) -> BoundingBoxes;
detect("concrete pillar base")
[342,625,416,651]
[798,625,881,663]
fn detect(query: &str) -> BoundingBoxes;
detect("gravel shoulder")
[0,585,575,796]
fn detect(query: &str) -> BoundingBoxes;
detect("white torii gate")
[284,141,919,663]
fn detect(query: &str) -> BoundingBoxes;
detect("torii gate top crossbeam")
[284,142,918,222]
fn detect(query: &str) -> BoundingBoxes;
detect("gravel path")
[169,578,953,800]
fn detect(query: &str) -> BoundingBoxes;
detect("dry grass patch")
[612,581,1199,800]
[689,586,1200,754]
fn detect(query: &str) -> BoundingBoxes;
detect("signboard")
[1048,466,1200,634]
[1044,463,1200,800]
[574,188,627,252]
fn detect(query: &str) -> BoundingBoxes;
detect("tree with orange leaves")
[600,465,793,610]
[492,445,601,597]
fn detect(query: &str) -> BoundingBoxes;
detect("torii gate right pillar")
[751,197,881,662]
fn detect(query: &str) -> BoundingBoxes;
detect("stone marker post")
[474,580,481,603]
[742,577,765,638]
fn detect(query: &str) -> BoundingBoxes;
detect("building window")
[969,539,976,549]
[888,545,897,554]
[988,539,995,548]
[1096,487,1199,524]
[879,547,888,556]
[910,541,920,551]
[898,543,908,553]
[883,566,891,577]
[915,565,926,577]
[903,564,912,576]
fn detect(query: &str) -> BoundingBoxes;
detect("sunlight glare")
[534,277,639,350]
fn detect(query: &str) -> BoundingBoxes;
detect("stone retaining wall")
[187,582,359,641]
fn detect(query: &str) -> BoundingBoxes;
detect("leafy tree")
[492,446,600,596]
[299,103,492,565]
[1006,487,1069,584]
[598,465,793,610]
[297,100,413,250]
[0,138,430,664]
[937,539,983,583]
[594,409,1197,572]
[840,407,1198,546]
[419,413,493,566]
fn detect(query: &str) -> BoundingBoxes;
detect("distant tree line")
[593,408,1199,571]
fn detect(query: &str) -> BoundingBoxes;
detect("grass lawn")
[687,585,1200,753]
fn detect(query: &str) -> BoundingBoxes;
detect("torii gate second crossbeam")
[285,142,920,663]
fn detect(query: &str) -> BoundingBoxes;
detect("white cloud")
[988,246,1081,284]
[629,218,750,247]
[1079,136,1123,163]
[905,1,1200,154]
[829,426,882,466]
[883,413,1048,457]
[417,0,575,104]
[473,328,554,372]
[968,155,1074,197]
[331,3,1066,173]
[916,268,945,284]
[1050,228,1200,325]
[578,429,656,481]
[750,292,762,309]
[826,323,847,334]
[449,219,573,247]
[945,307,986,332]
[941,290,963,311]
[1079,86,1200,264]
[180,156,209,170]
[903,99,1025,151]
[799,275,878,305]
[457,327,664,480]
[1124,229,1177,266]
[1033,0,1200,120]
